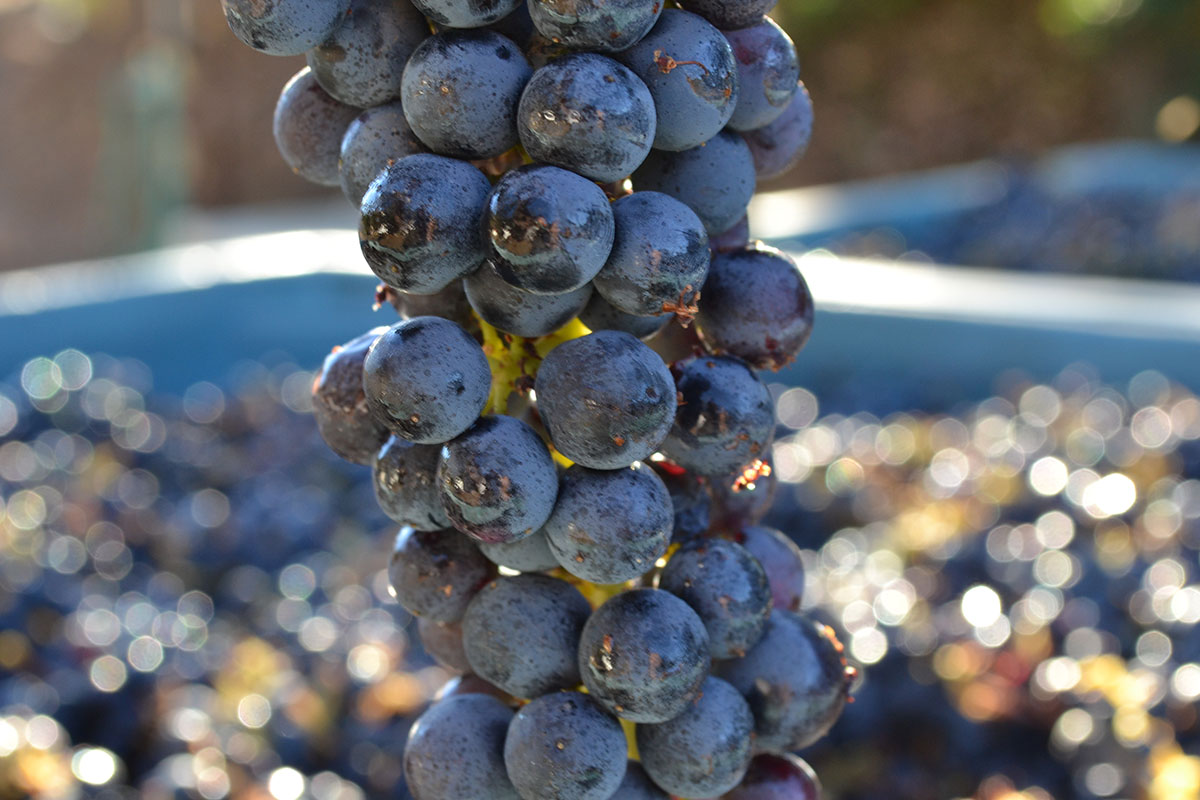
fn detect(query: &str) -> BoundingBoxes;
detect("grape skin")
[477,529,560,572]
[632,130,756,235]
[415,0,522,29]
[727,525,805,612]
[463,259,594,338]
[404,694,520,800]
[678,0,774,31]
[338,102,427,207]
[528,0,662,53]
[387,527,496,622]
[709,456,778,528]
[742,80,813,180]
[373,436,452,530]
[614,762,669,799]
[724,17,800,132]
[579,293,671,339]
[723,754,823,800]
[220,0,350,57]
[417,617,471,672]
[651,463,712,544]
[273,67,361,187]
[310,327,389,465]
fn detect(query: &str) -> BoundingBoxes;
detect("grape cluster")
[224,0,837,794]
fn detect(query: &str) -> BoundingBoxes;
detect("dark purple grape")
[727,525,804,612]
[439,415,559,543]
[535,331,676,469]
[615,762,669,799]
[615,9,739,151]
[463,259,593,338]
[478,529,560,572]
[742,80,812,180]
[414,0,521,28]
[486,165,615,294]
[404,694,520,799]
[528,0,661,53]
[695,243,813,371]
[579,293,671,339]
[376,282,477,330]
[577,588,710,722]
[724,18,799,132]
[417,617,471,672]
[710,214,750,252]
[543,463,673,584]
[273,67,361,186]
[388,527,496,622]
[714,611,852,753]
[652,463,711,544]
[360,154,491,294]
[503,691,628,800]
[339,102,427,206]
[433,673,516,704]
[517,53,656,183]
[677,0,773,30]
[489,1,535,46]
[632,130,755,234]
[401,31,533,159]
[461,574,591,698]
[311,327,389,464]
[659,538,770,659]
[307,0,428,108]
[636,676,754,797]
[362,317,490,444]
[373,436,452,530]
[662,355,773,476]
[722,754,822,800]
[709,457,777,529]
[221,0,350,56]
[593,192,710,318]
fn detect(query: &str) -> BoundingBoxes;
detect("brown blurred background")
[0,0,1197,271]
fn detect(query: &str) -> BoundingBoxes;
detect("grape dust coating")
[534,331,676,469]
[372,437,452,530]
[387,527,495,622]
[463,259,594,338]
[724,17,800,131]
[273,68,360,187]
[362,317,491,444]
[401,31,533,160]
[517,53,657,183]
[723,754,823,800]
[307,0,428,109]
[486,165,615,295]
[338,102,427,206]
[403,694,520,800]
[742,80,813,180]
[503,691,628,800]
[728,525,805,612]
[578,293,670,340]
[616,9,739,152]
[633,130,756,235]
[438,415,559,543]
[359,154,491,294]
[695,244,815,370]
[528,0,661,54]
[679,0,774,31]
[311,328,389,465]
[413,0,521,28]
[220,0,350,56]
[578,588,710,722]
[592,191,710,318]
[543,463,673,584]
[662,355,774,476]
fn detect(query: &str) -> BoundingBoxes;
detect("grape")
[723,754,822,800]
[658,538,770,659]
[742,80,812,180]
[615,9,739,151]
[438,415,559,543]
[478,529,559,572]
[307,0,428,108]
[695,243,814,371]
[709,456,777,529]
[388,527,496,622]
[632,130,755,235]
[338,102,427,206]
[360,154,491,294]
[404,694,520,800]
[362,317,491,444]
[528,0,661,53]
[517,53,656,183]
[677,0,773,31]
[417,617,471,672]
[503,691,628,800]
[543,463,673,584]
[714,610,852,753]
[463,259,593,338]
[273,67,360,186]
[373,437,452,530]
[651,462,711,544]
[726,525,804,612]
[724,17,800,132]
[534,331,676,469]
[592,191,710,317]
[220,0,350,57]
[662,355,774,476]
[414,0,521,28]
[311,328,389,464]
[710,214,750,252]
[579,293,671,339]
[636,676,754,797]
[401,31,533,159]
[577,588,710,722]
[461,574,591,698]
[486,164,615,295]
[615,762,669,799]
[376,282,477,330]
[433,673,516,703]
[489,1,536,47]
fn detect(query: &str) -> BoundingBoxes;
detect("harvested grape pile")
[221,0,832,796]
